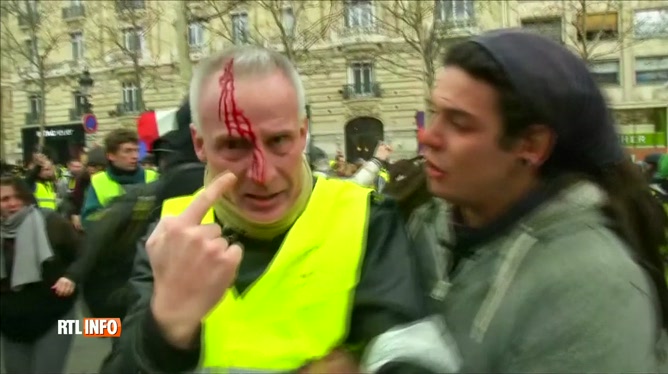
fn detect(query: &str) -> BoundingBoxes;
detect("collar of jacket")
[438,180,608,250]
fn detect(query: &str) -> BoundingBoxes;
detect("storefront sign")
[619,132,666,147]
[36,129,75,137]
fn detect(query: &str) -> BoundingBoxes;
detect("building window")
[576,12,619,41]
[73,91,86,113]
[188,21,205,49]
[282,7,295,37]
[231,12,249,44]
[29,93,42,115]
[345,0,374,29]
[349,62,374,95]
[635,56,668,85]
[521,17,562,44]
[634,8,668,38]
[589,60,620,85]
[24,39,37,63]
[70,32,84,61]
[122,27,144,55]
[121,82,140,112]
[435,0,475,26]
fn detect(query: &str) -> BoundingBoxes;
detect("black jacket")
[66,163,205,318]
[1,209,80,342]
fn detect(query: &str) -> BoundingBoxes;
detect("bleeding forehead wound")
[217,59,266,183]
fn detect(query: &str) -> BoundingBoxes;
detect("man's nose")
[247,157,279,185]
[419,126,445,150]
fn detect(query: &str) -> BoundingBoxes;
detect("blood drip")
[218,59,266,182]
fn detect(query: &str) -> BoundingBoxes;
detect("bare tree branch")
[0,0,74,146]
[198,0,340,76]
[566,0,642,61]
[372,0,479,102]
[87,0,167,114]
[517,0,645,62]
[198,0,247,46]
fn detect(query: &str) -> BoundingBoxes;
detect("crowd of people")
[1,28,668,374]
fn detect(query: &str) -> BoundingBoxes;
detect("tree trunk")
[38,81,46,149]
[175,0,192,86]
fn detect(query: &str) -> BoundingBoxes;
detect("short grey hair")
[189,46,307,131]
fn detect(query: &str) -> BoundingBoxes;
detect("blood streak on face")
[218,59,266,183]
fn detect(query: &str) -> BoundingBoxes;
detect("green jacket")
[411,181,665,373]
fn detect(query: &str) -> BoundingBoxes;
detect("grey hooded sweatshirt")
[420,181,664,373]
[408,29,667,373]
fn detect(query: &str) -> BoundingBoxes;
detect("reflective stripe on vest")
[160,177,371,372]
[91,169,158,207]
[34,182,57,210]
[379,169,389,182]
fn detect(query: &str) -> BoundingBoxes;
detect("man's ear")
[300,117,308,138]
[515,124,555,167]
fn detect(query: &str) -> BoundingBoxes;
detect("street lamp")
[78,70,94,113]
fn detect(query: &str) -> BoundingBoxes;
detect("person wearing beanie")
[412,30,666,372]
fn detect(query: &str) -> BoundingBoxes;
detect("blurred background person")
[69,147,107,232]
[1,176,81,373]
[81,129,158,230]
[24,153,57,211]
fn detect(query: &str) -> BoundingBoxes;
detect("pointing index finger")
[181,172,237,225]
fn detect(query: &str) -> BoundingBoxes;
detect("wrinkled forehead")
[198,70,299,130]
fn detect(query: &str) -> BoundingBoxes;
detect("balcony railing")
[340,24,380,38]
[62,5,86,20]
[25,112,41,125]
[435,17,477,30]
[341,82,382,100]
[116,102,142,115]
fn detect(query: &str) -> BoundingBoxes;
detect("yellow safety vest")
[160,177,371,372]
[91,169,158,207]
[34,181,57,210]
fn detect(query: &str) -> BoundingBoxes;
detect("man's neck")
[460,176,539,228]
[109,163,139,176]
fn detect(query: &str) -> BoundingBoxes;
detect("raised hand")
[147,172,243,348]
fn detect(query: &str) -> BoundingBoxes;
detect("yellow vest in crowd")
[34,181,57,210]
[90,169,158,207]
[160,177,371,372]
